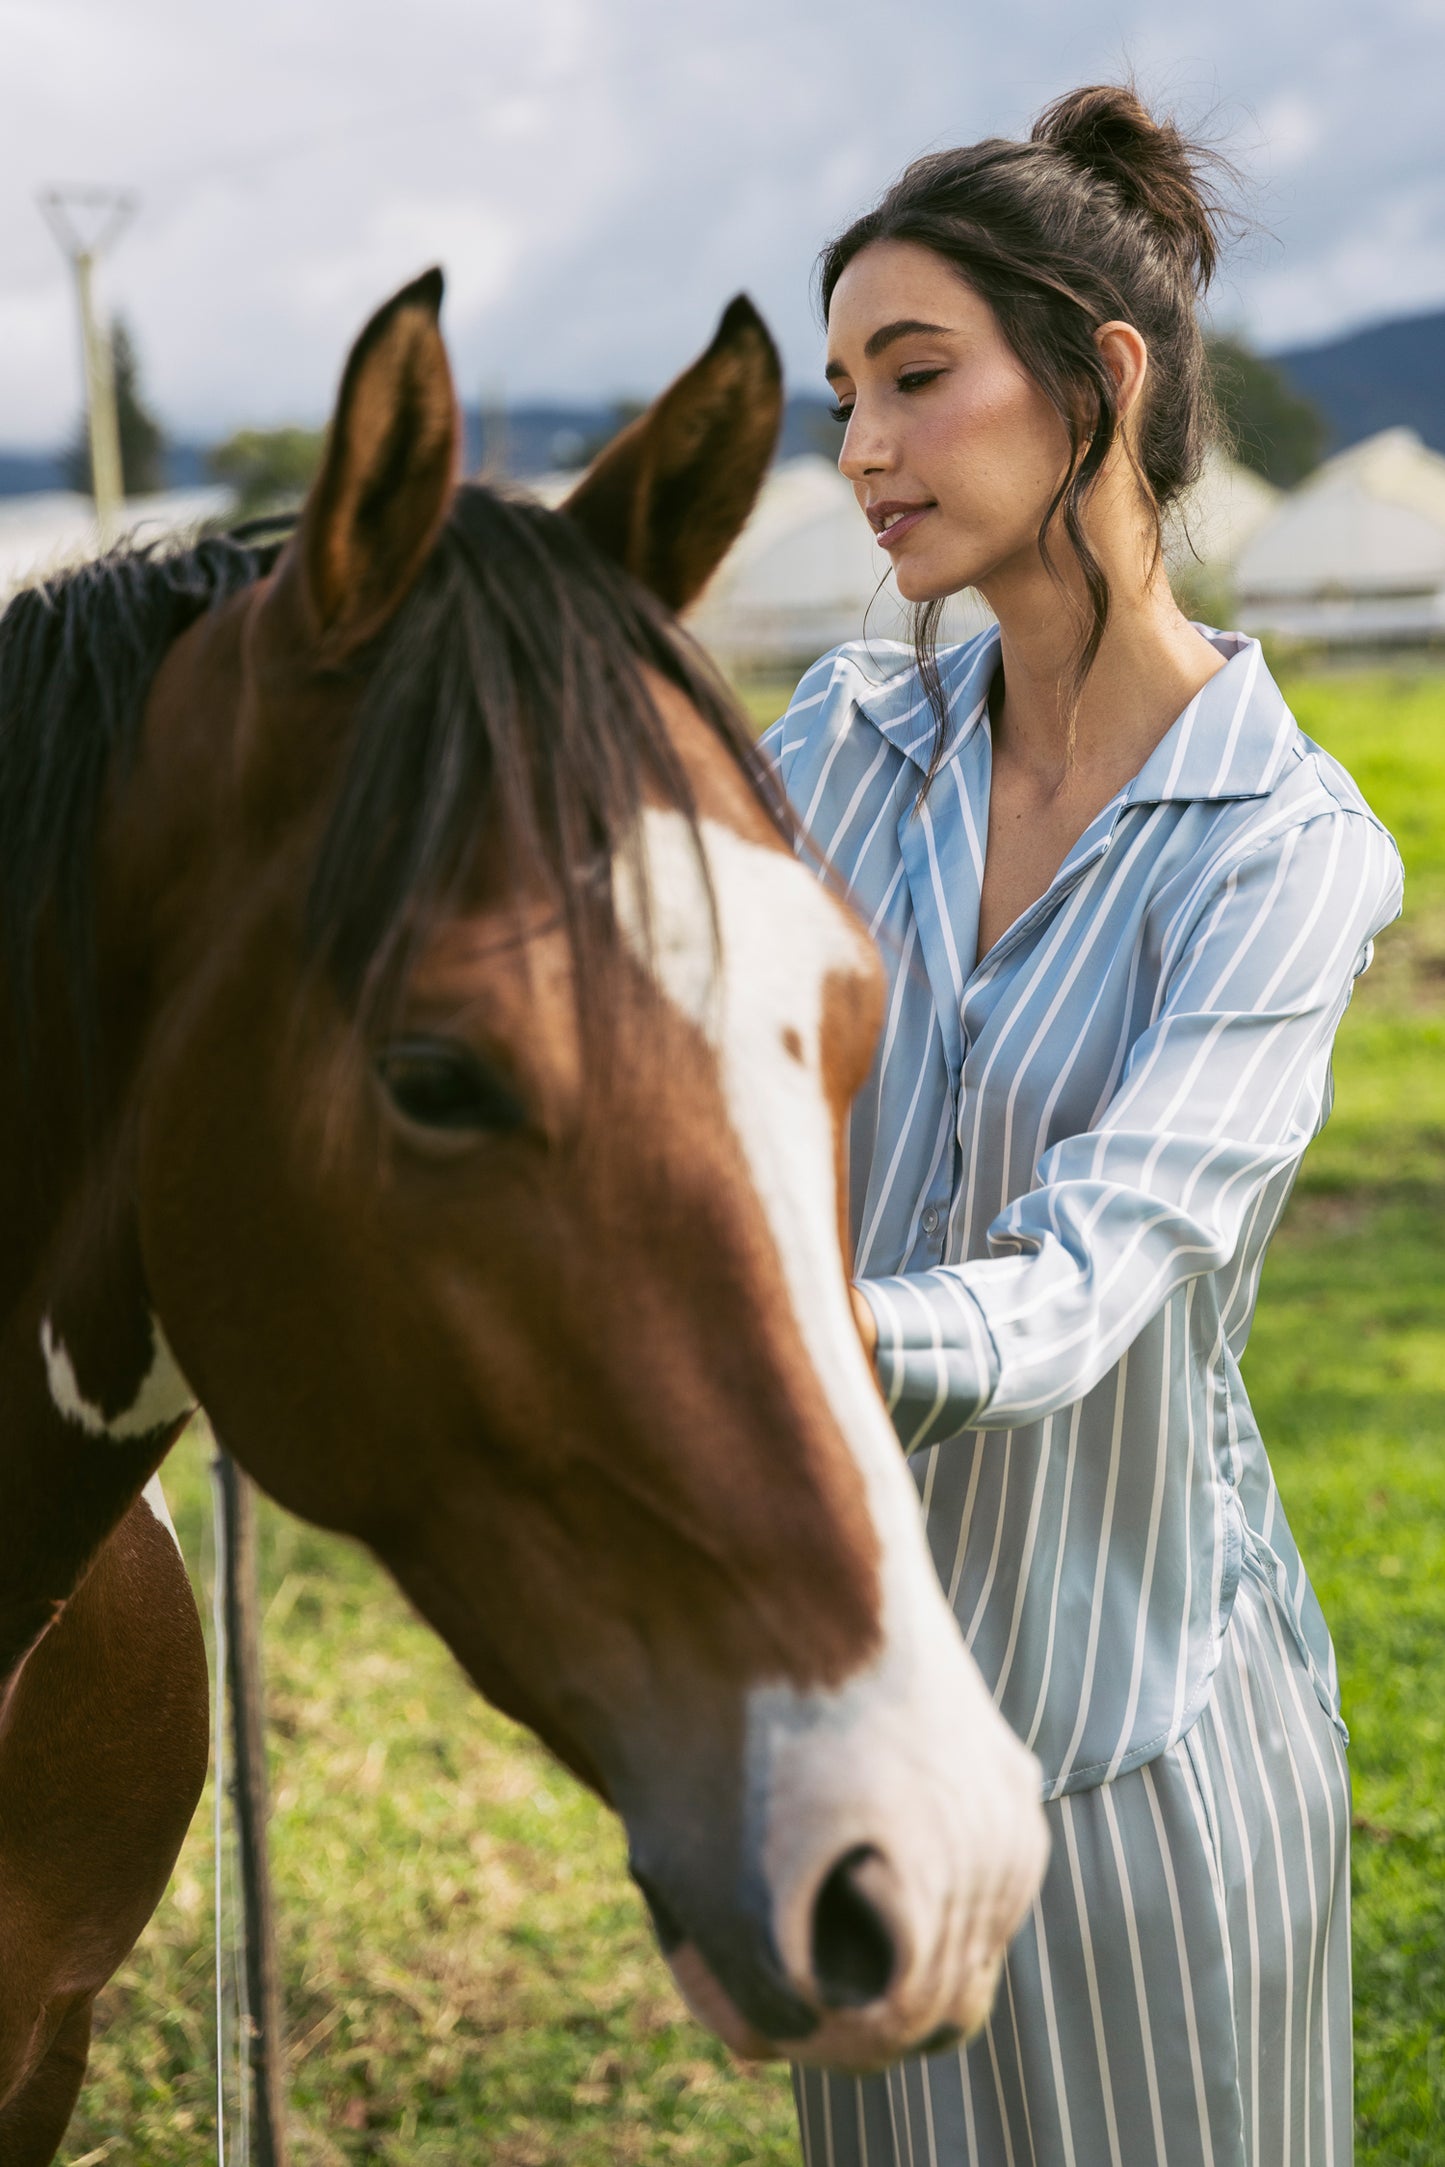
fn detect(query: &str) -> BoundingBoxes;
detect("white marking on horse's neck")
[142,1472,182,1551]
[40,1313,196,1442]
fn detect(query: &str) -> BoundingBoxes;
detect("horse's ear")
[287,267,459,658]
[562,295,781,613]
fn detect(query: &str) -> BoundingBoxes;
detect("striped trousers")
[794,1566,1353,2167]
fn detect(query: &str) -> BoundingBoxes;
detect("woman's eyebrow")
[824,319,956,380]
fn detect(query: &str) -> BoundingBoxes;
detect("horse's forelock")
[300,484,786,1046]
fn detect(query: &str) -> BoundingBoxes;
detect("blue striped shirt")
[762,625,1403,1799]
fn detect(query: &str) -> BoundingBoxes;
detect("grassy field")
[64,672,1443,2164]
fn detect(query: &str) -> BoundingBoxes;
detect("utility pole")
[38,186,137,547]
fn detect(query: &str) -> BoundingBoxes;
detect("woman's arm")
[851,1283,879,1359]
[855,808,1403,1453]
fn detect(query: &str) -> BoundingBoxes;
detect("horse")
[0,269,1047,2164]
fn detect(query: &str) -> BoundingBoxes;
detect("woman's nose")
[837,406,893,485]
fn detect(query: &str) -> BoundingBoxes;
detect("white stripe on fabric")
[982,2022,1018,2167]
[1028,1891,1078,2167]
[1140,1759,1218,2167]
[1054,1357,1131,1781]
[1000,1956,1042,2167]
[1105,1302,1175,1781]
[991,1410,1056,1704]
[1098,1781,1169,2163]
[1254,1600,1324,2167]
[1059,1795,1126,2167]
[854,2076,871,2167]
[1212,1616,1267,2164]
[1232,1588,1299,2150]
[1262,1597,1346,2167]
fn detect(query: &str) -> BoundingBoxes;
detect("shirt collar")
[1123,631,1299,807]
[851,627,1000,769]
[853,624,1298,805]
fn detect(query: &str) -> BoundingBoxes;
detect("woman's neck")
[978,513,1228,797]
[967,551,1231,970]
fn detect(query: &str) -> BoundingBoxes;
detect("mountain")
[460,393,838,477]
[0,450,69,496]
[1272,308,1445,456]
[0,441,211,498]
[0,397,839,500]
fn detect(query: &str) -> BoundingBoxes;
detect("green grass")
[1255,671,1445,2163]
[68,1447,802,2167]
[65,672,1444,2163]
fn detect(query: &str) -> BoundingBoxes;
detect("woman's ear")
[1095,320,1150,422]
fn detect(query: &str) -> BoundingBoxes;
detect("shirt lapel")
[849,624,1298,1055]
[857,633,999,1080]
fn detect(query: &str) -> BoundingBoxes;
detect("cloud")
[1,0,1443,446]
[1250,91,1324,173]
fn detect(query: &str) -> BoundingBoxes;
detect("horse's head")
[133,273,1046,2067]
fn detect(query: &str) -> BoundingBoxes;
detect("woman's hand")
[850,1283,879,1363]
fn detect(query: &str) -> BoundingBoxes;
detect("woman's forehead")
[825,242,987,366]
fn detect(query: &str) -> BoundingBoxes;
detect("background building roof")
[1236,428,1445,602]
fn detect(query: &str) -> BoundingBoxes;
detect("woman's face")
[825,240,1074,605]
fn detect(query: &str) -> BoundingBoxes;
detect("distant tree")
[64,315,167,497]
[1206,334,1327,489]
[206,425,327,517]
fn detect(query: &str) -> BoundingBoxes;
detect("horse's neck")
[0,1138,193,1682]
[0,607,244,1682]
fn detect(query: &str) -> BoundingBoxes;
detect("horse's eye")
[375,1038,526,1134]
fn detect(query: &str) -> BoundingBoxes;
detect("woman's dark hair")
[819,84,1235,780]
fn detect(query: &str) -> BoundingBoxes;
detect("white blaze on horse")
[0,269,1046,2162]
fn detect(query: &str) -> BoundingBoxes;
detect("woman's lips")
[870,503,933,552]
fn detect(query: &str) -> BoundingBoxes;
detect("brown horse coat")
[0,273,1045,2163]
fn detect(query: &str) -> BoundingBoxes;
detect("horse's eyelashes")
[375,1038,526,1135]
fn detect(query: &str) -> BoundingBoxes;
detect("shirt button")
[921,1206,941,1236]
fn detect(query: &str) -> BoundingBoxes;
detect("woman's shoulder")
[1152,658,1406,963]
[764,638,915,752]
[1216,710,1402,880]
[760,629,995,774]
[1160,630,1402,875]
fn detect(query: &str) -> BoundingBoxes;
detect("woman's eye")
[829,403,853,427]
[897,369,945,394]
[376,1038,526,1134]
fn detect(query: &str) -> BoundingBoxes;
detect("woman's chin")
[887,543,987,608]
[892,564,977,606]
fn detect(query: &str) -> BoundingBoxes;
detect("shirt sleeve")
[857,807,1404,1452]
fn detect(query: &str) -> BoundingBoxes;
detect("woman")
[765,86,1402,2167]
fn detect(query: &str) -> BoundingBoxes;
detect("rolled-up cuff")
[856,1270,999,1453]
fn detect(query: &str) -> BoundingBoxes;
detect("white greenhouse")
[1235,428,1445,644]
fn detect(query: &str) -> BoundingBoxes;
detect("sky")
[1,0,1443,449]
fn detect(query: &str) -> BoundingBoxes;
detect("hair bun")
[1031,84,1224,290]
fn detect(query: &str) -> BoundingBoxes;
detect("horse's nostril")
[810,1845,898,2008]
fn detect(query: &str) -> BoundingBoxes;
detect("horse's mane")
[0,530,283,1060]
[0,485,783,1065]
[308,484,781,1032]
